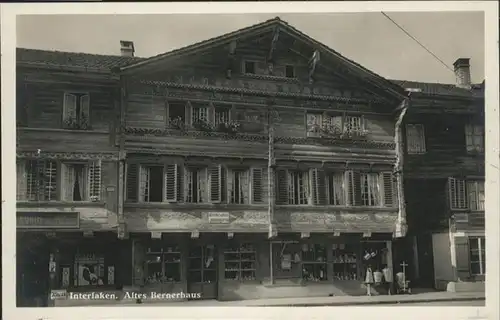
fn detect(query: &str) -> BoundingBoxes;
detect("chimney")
[120,40,135,57]
[453,58,471,89]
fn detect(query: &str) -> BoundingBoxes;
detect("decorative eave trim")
[17,62,116,76]
[275,136,396,149]
[138,79,386,104]
[16,151,119,161]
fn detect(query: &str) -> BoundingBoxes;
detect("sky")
[16,12,485,84]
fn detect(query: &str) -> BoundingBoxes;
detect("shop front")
[129,232,393,302]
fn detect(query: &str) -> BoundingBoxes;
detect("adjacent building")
[394,60,485,292]
[15,17,484,306]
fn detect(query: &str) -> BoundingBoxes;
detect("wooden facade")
[399,82,485,289]
[18,17,488,304]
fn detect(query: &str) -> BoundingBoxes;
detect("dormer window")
[243,61,256,74]
[285,65,295,78]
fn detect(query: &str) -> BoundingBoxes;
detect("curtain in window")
[63,164,76,201]
[368,174,380,206]
[17,161,27,200]
[198,168,207,203]
[333,173,344,205]
[76,166,86,201]
[301,171,310,205]
[240,171,250,204]
[184,169,192,202]
[477,182,485,210]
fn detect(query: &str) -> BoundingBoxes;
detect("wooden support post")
[394,99,410,238]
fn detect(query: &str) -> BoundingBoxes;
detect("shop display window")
[332,243,358,280]
[145,244,181,284]
[188,245,217,283]
[224,243,256,281]
[301,244,327,282]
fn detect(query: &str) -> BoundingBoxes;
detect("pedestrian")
[382,264,393,295]
[364,265,374,296]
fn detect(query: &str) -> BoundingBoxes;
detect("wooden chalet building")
[393,60,485,292]
[16,17,481,305]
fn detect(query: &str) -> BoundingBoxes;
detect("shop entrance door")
[18,244,50,307]
[187,244,218,300]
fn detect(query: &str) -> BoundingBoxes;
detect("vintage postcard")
[1,2,498,320]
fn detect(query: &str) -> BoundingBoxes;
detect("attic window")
[243,61,255,74]
[285,65,295,78]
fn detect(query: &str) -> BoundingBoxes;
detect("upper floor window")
[61,161,102,201]
[126,163,264,205]
[214,106,231,127]
[243,61,256,75]
[448,178,484,211]
[306,112,366,138]
[406,124,426,154]
[465,124,484,153]
[285,65,295,78]
[17,159,101,202]
[276,169,396,207]
[63,92,90,130]
[167,101,186,129]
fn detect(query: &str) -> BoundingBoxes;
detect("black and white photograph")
[2,2,498,320]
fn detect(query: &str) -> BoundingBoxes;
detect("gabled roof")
[16,47,143,71]
[390,79,484,99]
[119,17,406,100]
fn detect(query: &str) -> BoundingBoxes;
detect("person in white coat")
[382,265,393,295]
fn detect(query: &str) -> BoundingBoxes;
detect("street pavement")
[373,299,485,307]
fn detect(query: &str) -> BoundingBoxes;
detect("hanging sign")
[207,212,230,224]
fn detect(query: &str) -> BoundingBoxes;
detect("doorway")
[416,234,436,288]
[187,244,218,300]
[17,239,50,307]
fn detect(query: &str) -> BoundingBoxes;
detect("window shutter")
[465,124,474,152]
[26,160,38,201]
[63,93,77,123]
[454,237,471,281]
[275,169,289,205]
[208,103,216,125]
[241,170,250,204]
[209,165,222,203]
[87,160,101,200]
[251,167,263,204]
[330,115,343,132]
[80,94,90,122]
[360,115,366,131]
[381,172,396,207]
[164,164,178,202]
[61,163,74,201]
[176,164,184,203]
[126,163,138,202]
[448,177,457,209]
[17,161,27,200]
[185,102,192,126]
[346,171,361,206]
[467,181,477,211]
[198,168,208,203]
[310,168,319,205]
[43,161,58,201]
[139,166,150,202]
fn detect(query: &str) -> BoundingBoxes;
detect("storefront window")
[360,241,388,280]
[332,243,358,280]
[301,244,327,281]
[145,244,181,284]
[74,253,105,286]
[224,243,256,281]
[469,237,485,275]
[188,245,216,283]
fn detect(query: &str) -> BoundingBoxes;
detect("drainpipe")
[394,94,411,238]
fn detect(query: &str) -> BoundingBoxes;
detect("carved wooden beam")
[301,232,310,239]
[333,231,341,237]
[226,40,237,79]
[363,232,372,238]
[267,26,280,73]
[191,231,200,239]
[151,231,162,239]
[227,232,234,239]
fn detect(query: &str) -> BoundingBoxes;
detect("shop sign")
[50,289,68,300]
[17,212,80,229]
[207,212,230,224]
